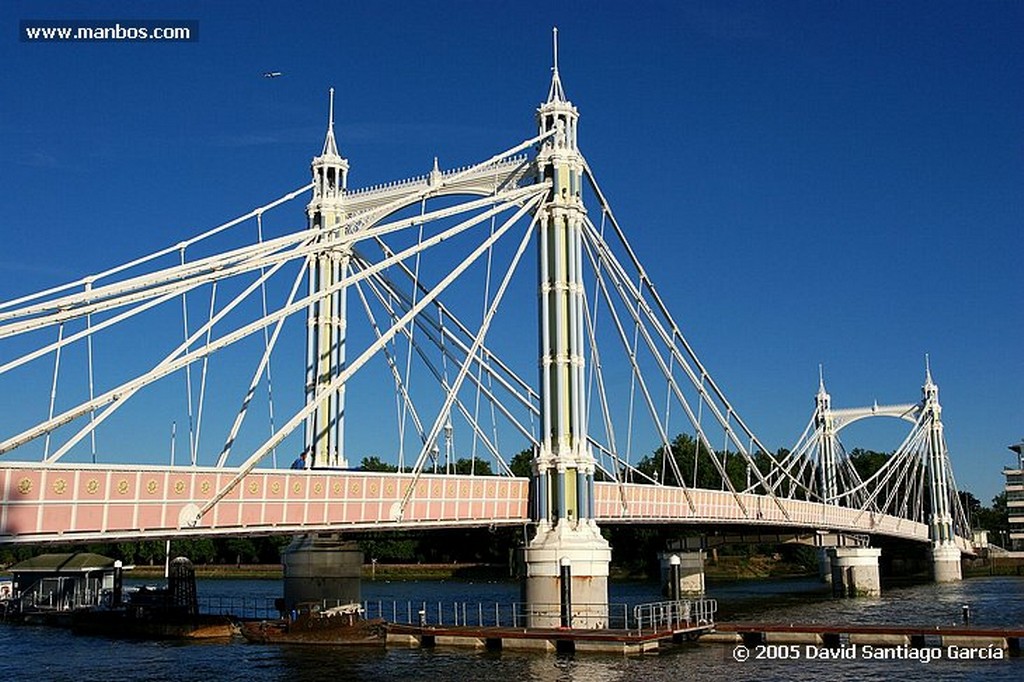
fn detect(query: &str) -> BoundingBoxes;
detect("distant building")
[1006,441,1024,551]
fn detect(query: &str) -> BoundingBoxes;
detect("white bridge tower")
[522,29,612,628]
[304,88,350,469]
[922,363,962,581]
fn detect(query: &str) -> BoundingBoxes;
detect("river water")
[1,575,1021,681]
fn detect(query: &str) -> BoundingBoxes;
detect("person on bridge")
[290,450,308,470]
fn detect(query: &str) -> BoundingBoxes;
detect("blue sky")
[1,1,1021,503]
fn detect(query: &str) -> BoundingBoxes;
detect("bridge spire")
[321,87,341,158]
[547,27,567,104]
[923,353,936,398]
[305,88,351,469]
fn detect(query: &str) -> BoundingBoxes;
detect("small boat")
[241,602,385,646]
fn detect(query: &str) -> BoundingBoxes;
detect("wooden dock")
[705,622,1024,651]
[386,621,714,654]
[387,621,1024,655]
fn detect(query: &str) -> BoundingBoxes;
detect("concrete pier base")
[817,547,833,584]
[522,522,611,629]
[658,551,705,596]
[828,547,882,597]
[281,533,363,611]
[932,543,963,583]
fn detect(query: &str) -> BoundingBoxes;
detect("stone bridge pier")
[658,550,706,597]
[281,533,363,612]
[828,547,882,597]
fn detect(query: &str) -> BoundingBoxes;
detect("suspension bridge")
[0,31,974,619]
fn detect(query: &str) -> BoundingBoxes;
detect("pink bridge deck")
[0,463,945,547]
[0,464,527,544]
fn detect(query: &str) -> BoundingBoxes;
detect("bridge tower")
[814,370,839,505]
[281,91,362,613]
[813,371,839,582]
[304,88,350,469]
[522,29,612,628]
[921,363,962,581]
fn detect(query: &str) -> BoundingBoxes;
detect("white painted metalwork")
[0,32,974,560]
[787,362,971,547]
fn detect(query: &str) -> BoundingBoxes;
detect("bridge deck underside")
[0,465,961,550]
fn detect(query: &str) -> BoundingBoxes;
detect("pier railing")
[360,600,629,629]
[195,595,717,634]
[633,598,717,633]
[359,597,717,634]
[197,596,279,620]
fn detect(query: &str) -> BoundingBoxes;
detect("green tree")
[958,491,982,528]
[509,447,534,477]
[453,457,494,475]
[115,542,137,564]
[175,537,216,564]
[360,455,398,472]
[225,538,259,566]
[135,540,165,566]
[359,534,418,562]
[637,433,750,490]
[848,448,890,481]
[974,492,1009,538]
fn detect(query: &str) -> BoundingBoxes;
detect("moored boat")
[241,602,385,645]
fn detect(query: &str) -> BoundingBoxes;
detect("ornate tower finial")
[321,87,341,158]
[814,364,831,413]
[428,156,442,186]
[547,26,567,104]
[311,87,348,200]
[922,353,939,405]
[553,26,559,74]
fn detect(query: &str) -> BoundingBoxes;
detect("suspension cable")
[84,279,97,463]
[43,321,64,459]
[191,191,546,525]
[193,280,217,464]
[256,212,279,468]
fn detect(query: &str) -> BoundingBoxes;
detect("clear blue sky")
[1,1,1021,503]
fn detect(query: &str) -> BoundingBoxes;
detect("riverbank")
[119,554,815,582]
[964,557,1024,578]
[125,562,514,581]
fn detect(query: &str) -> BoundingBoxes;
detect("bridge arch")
[831,404,919,434]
